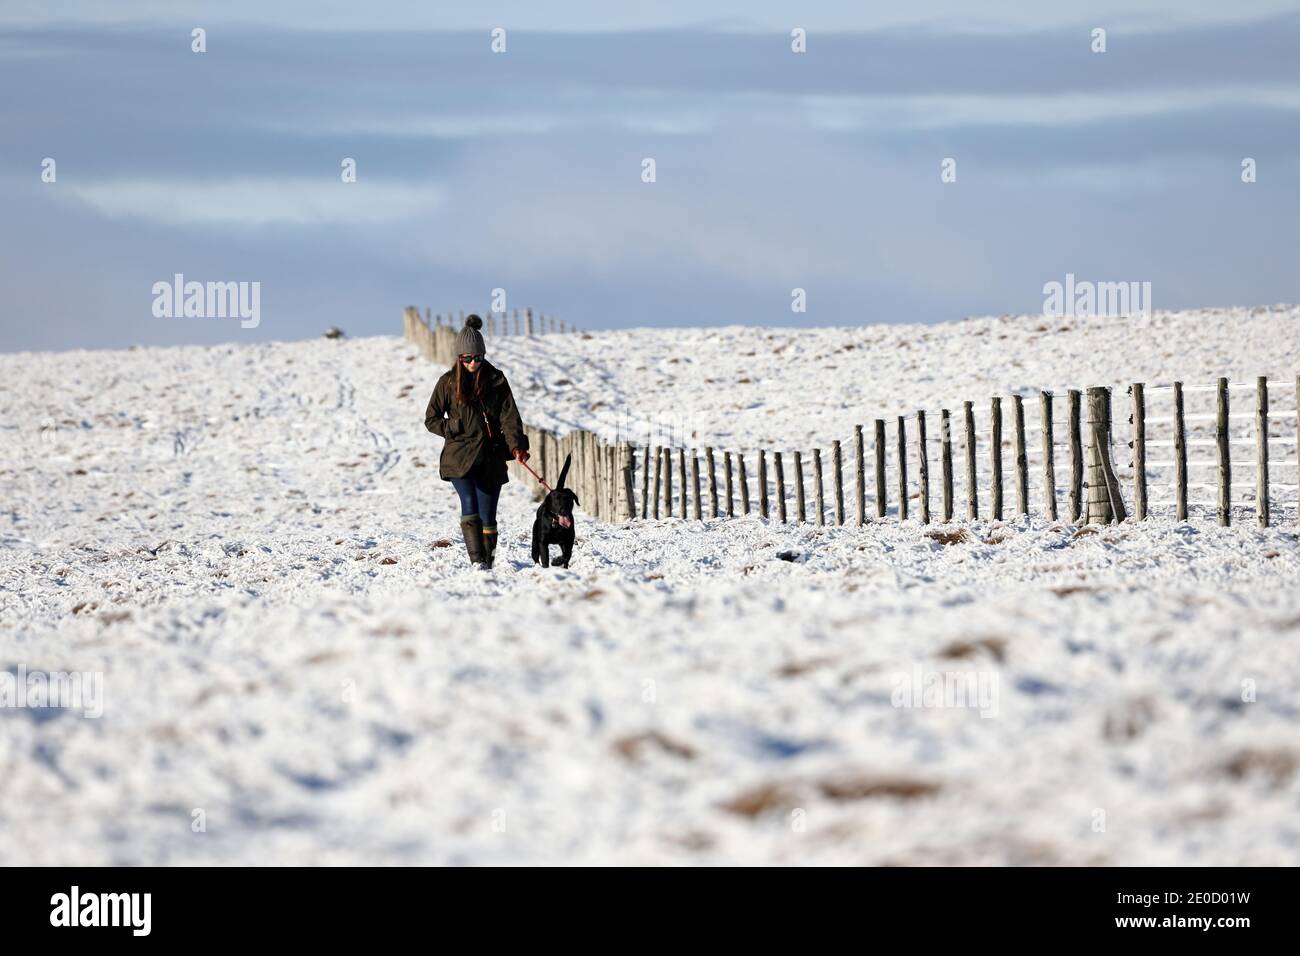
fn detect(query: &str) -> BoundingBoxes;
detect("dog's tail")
[556,453,571,489]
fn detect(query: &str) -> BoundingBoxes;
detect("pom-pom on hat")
[454,314,486,358]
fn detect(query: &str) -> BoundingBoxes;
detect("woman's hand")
[512,448,529,463]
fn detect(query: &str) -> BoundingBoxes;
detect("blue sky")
[1,1,1296,350]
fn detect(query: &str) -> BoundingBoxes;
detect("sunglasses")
[459,354,483,364]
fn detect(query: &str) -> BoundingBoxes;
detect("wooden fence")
[408,305,570,341]
[405,309,1299,528]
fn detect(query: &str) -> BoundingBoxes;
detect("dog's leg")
[560,539,573,568]
[531,526,541,564]
[540,543,550,568]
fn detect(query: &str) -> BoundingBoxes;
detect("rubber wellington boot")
[460,515,487,567]
[482,527,498,568]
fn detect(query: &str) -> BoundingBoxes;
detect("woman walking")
[424,315,530,568]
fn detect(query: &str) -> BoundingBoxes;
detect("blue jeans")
[450,464,501,529]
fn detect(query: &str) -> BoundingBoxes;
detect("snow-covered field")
[3,306,1300,865]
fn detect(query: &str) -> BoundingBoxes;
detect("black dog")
[531,454,579,568]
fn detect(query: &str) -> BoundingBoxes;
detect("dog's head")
[546,488,579,529]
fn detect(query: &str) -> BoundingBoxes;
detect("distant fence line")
[405,309,1299,529]
[407,305,572,342]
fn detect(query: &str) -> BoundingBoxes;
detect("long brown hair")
[453,358,487,406]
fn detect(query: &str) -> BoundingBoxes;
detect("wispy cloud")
[54,178,445,226]
[800,85,1300,131]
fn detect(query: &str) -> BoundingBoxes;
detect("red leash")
[518,457,553,493]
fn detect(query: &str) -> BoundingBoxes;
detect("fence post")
[591,433,600,520]
[832,439,844,525]
[611,443,618,520]
[794,450,806,523]
[706,447,718,518]
[576,431,585,515]
[896,416,909,521]
[854,424,865,526]
[587,434,595,522]
[652,445,662,519]
[596,441,604,520]
[990,397,1003,520]
[813,448,825,527]
[1085,390,1108,524]
[596,434,605,520]
[641,443,651,518]
[757,450,769,519]
[625,443,637,522]
[614,444,621,519]
[874,419,887,518]
[1256,377,1270,528]
[678,448,687,519]
[773,452,787,523]
[1105,388,1126,521]
[691,451,702,521]
[724,452,734,517]
[916,413,929,524]
[1131,383,1147,521]
[941,405,951,520]
[1068,389,1082,521]
[1174,382,1188,521]
[1040,391,1057,521]
[594,439,602,519]
[573,432,582,514]
[663,446,673,518]
[738,452,750,515]
[964,401,977,519]
[1086,386,1127,524]
[1013,395,1028,516]
[1217,377,1231,527]
[605,442,616,520]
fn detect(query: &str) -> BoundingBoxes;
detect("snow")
[2,305,1300,864]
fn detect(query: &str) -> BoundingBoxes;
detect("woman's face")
[459,354,482,371]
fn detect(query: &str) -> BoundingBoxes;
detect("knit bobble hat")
[454,314,486,358]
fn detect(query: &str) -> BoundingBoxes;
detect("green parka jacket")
[423,360,529,483]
